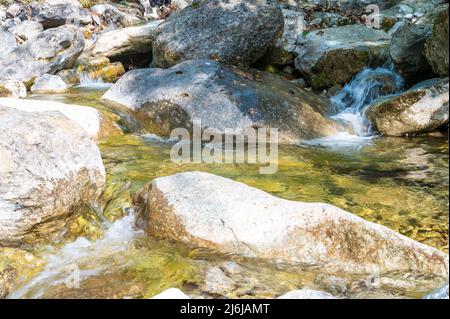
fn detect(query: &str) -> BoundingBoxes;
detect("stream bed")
[6,83,449,299]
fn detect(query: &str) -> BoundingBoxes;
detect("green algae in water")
[98,133,449,253]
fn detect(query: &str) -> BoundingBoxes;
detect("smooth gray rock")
[294,25,391,90]
[424,9,449,76]
[0,27,17,59]
[390,21,432,82]
[85,20,162,62]
[152,0,284,68]
[102,60,343,142]
[203,267,234,295]
[0,107,105,246]
[9,20,43,42]
[0,25,84,87]
[366,77,449,136]
[258,9,305,66]
[134,171,449,276]
[30,74,68,93]
[0,98,120,139]
[90,3,141,27]
[32,3,92,29]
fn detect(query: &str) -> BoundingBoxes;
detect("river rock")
[258,9,305,66]
[0,98,122,139]
[294,25,391,90]
[0,28,17,59]
[277,289,337,299]
[424,9,449,76]
[9,20,43,42]
[203,267,235,295]
[390,21,432,83]
[85,20,162,67]
[90,3,141,27]
[102,59,343,142]
[0,107,105,246]
[30,74,68,93]
[134,171,449,276]
[0,25,84,87]
[0,80,26,99]
[151,0,284,68]
[365,77,449,136]
[44,0,81,7]
[32,3,92,29]
[151,288,190,299]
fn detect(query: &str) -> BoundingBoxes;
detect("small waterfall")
[331,66,405,136]
[76,72,112,89]
[301,66,404,149]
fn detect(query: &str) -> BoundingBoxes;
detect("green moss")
[311,73,330,90]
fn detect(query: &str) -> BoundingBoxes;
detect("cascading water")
[330,66,405,136]
[8,213,142,299]
[76,72,112,89]
[302,66,405,149]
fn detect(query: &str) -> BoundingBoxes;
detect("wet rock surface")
[102,59,343,141]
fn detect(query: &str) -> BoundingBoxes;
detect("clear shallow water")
[6,83,449,299]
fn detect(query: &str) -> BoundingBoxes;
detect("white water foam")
[75,72,112,90]
[8,213,142,299]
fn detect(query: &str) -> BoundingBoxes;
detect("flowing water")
[5,68,449,299]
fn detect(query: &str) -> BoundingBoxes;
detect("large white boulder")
[0,98,121,139]
[0,107,105,246]
[134,171,449,276]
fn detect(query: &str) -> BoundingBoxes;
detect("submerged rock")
[0,80,26,99]
[134,171,449,276]
[203,267,235,295]
[102,59,343,142]
[0,98,122,139]
[390,21,432,83]
[423,283,449,299]
[365,77,449,136]
[294,25,391,90]
[0,107,105,246]
[424,9,449,76]
[0,25,84,87]
[152,0,284,68]
[277,289,337,299]
[30,74,68,94]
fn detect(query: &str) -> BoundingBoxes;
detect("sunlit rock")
[30,74,68,94]
[151,0,284,68]
[0,25,84,87]
[366,77,449,136]
[0,107,105,246]
[0,98,122,139]
[102,59,344,142]
[134,171,449,276]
